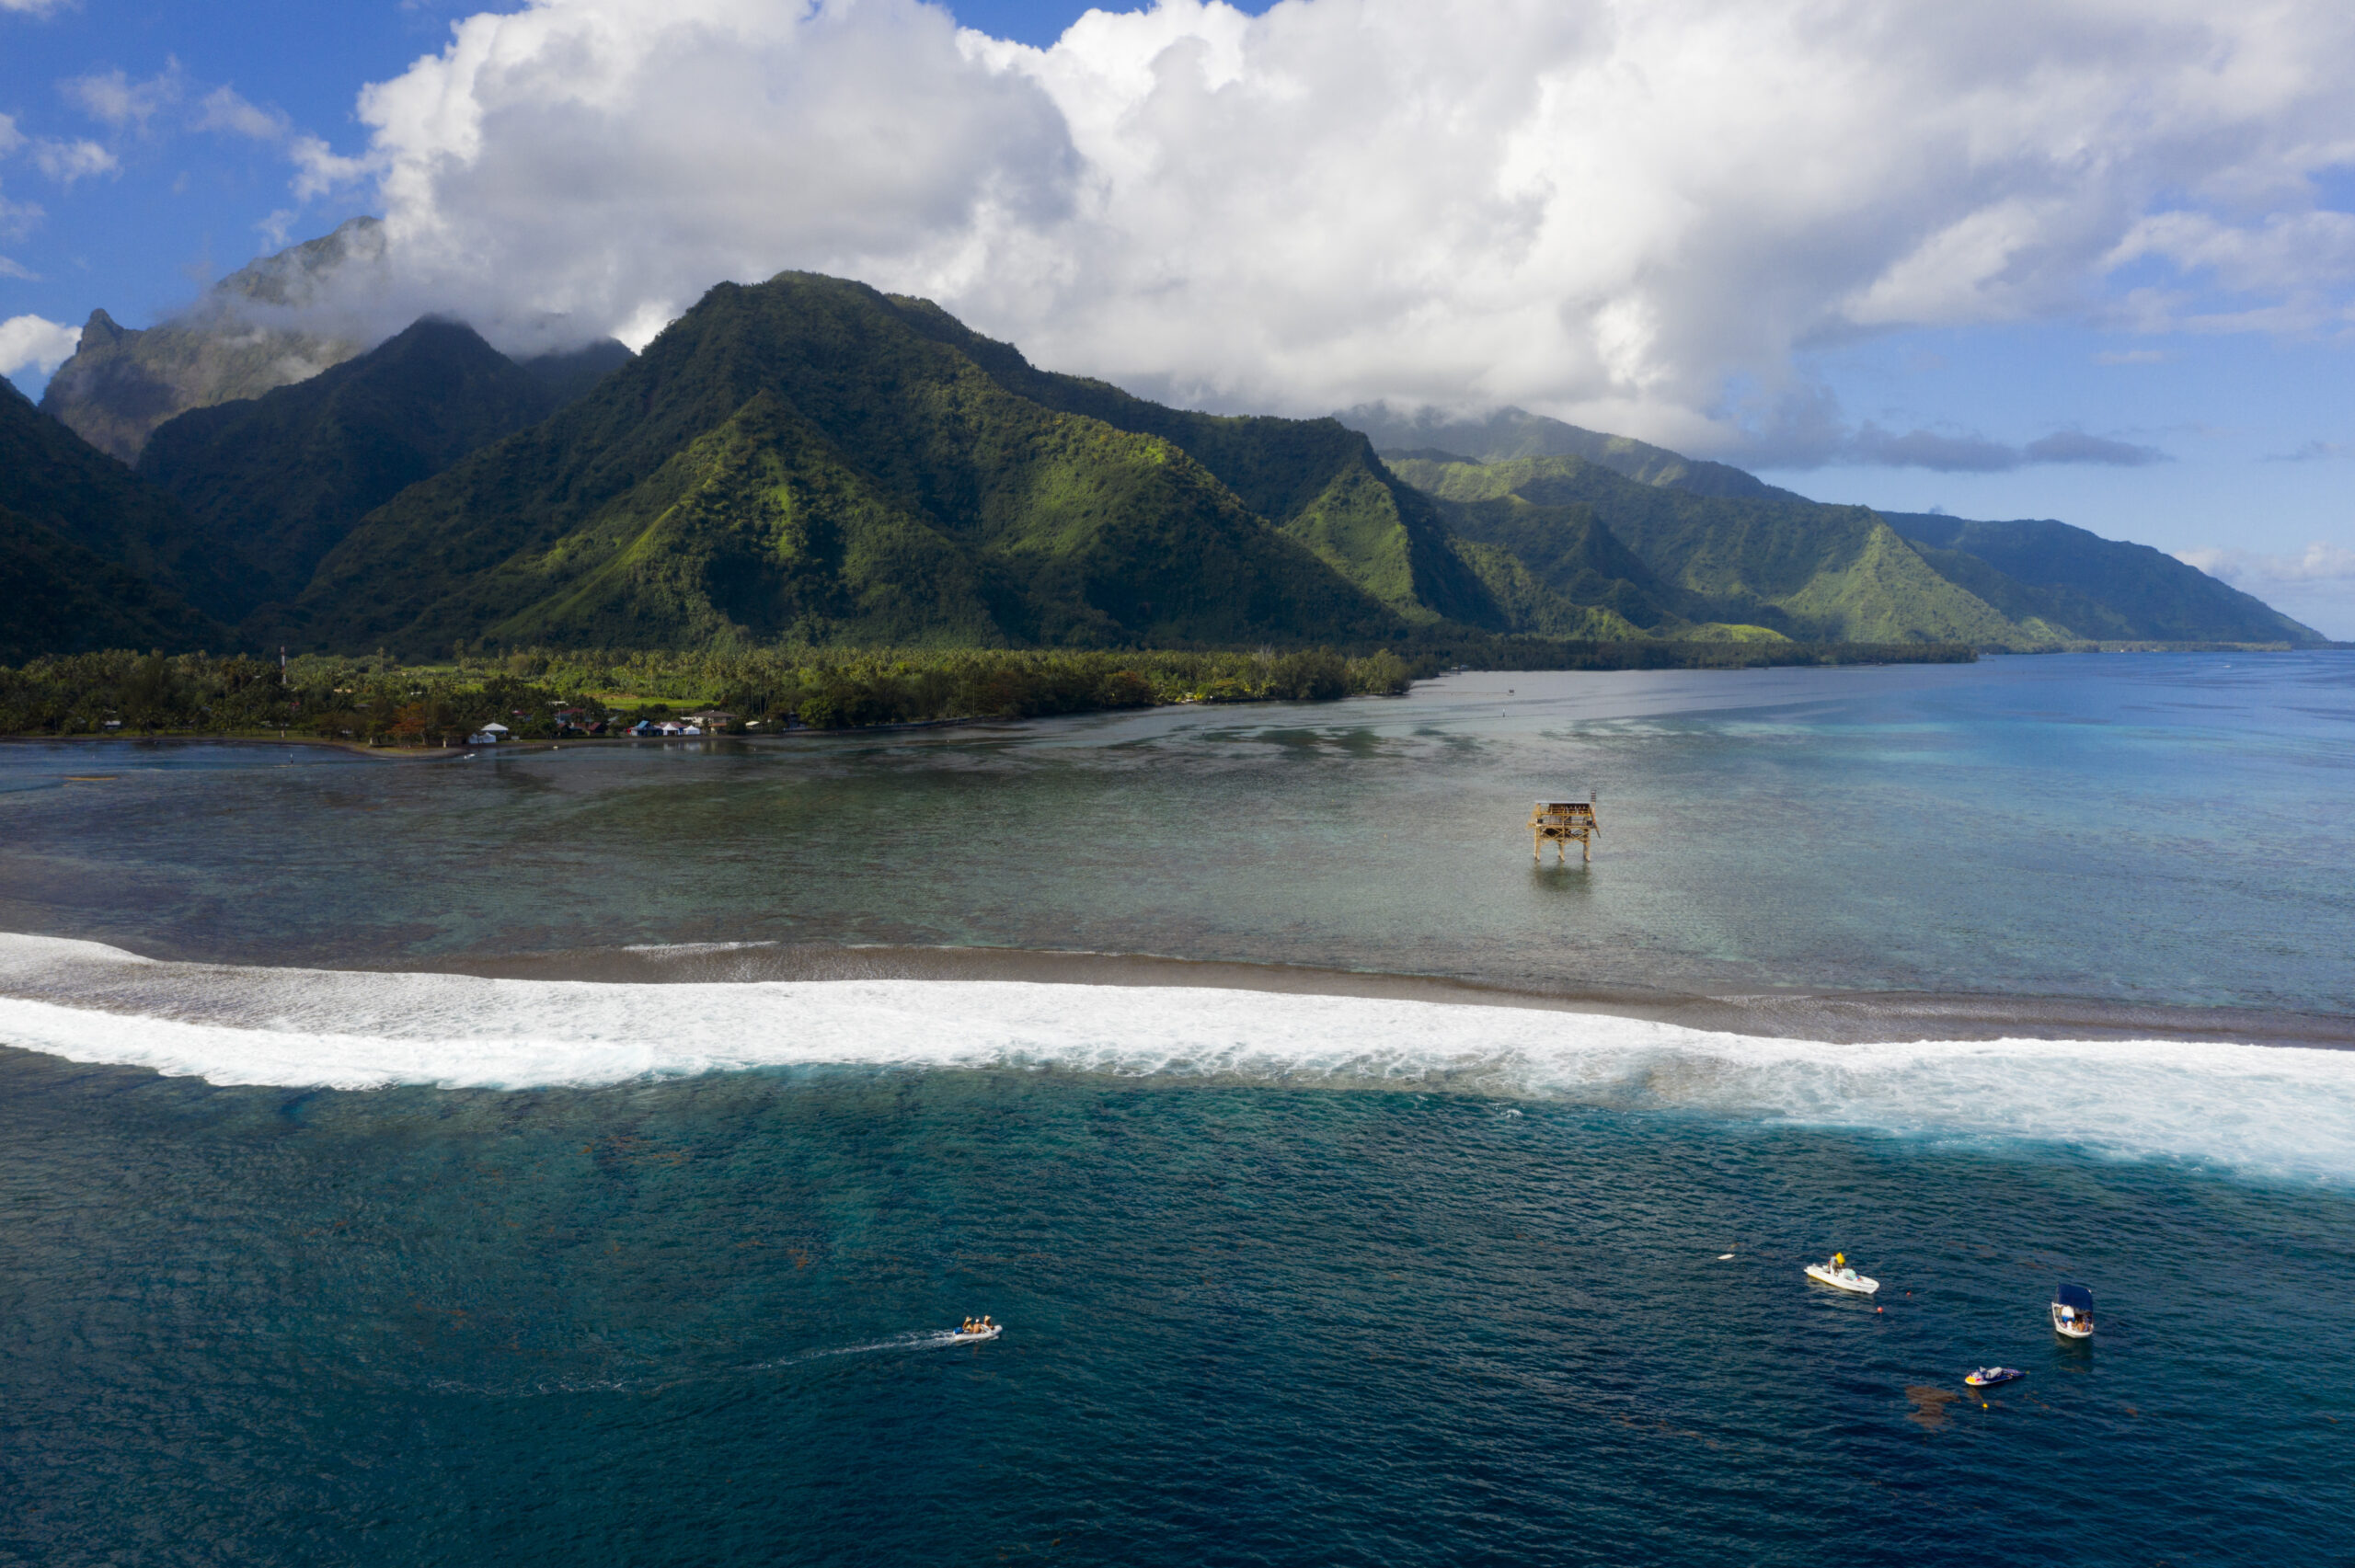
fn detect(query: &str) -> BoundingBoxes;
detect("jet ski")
[1963,1367,2024,1388]
[1804,1254,1879,1295]
[2051,1282,2096,1339]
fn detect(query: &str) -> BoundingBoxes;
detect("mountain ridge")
[262,275,1409,655]
[1,258,2328,663]
[136,317,623,620]
[39,218,387,463]
[1357,406,2325,648]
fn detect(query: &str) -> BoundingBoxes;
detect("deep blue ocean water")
[1,652,2351,1563]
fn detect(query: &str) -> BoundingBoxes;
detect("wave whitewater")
[3,933,2350,1180]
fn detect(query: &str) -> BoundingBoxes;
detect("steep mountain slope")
[137,319,580,617]
[39,218,385,462]
[0,503,225,664]
[1391,455,2029,644]
[0,380,227,658]
[1350,405,2323,646]
[1883,512,2325,646]
[1339,404,1807,502]
[271,274,1407,655]
[892,304,1502,628]
[1413,486,1694,633]
[0,373,252,627]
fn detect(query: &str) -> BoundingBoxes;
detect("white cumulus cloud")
[2180,542,2355,639]
[270,0,2355,451]
[194,86,290,142]
[30,137,117,186]
[0,313,81,380]
[2182,542,2355,587]
[62,64,184,131]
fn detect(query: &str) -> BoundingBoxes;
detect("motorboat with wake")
[1804,1252,1878,1296]
[2052,1282,2096,1340]
[1964,1367,2024,1389]
[950,1317,1002,1343]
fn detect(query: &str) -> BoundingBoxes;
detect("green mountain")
[1882,512,2324,646]
[0,503,224,665]
[267,274,1413,655]
[891,307,1503,629]
[0,372,249,627]
[39,218,385,463]
[0,379,227,660]
[137,318,603,618]
[1372,413,2326,647]
[6,244,2326,664]
[1388,454,2029,644]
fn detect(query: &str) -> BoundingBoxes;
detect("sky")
[2,0,2350,636]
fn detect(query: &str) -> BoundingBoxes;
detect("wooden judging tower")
[1529,796,1599,864]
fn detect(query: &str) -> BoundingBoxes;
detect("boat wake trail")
[751,1331,979,1370]
[3,933,2352,1181]
[426,1330,988,1400]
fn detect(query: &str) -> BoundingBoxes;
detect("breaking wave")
[3,933,2350,1181]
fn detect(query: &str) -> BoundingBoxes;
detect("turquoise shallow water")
[1,651,2351,1562]
[1,651,2350,1017]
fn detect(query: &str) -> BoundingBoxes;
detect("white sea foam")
[2,933,2349,1180]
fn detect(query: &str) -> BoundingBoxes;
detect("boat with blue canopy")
[2052,1282,2095,1339]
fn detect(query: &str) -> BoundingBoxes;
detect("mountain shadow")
[0,372,247,638]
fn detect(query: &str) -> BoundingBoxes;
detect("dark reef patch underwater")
[1,653,2351,1563]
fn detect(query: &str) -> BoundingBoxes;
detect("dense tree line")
[0,646,1418,742]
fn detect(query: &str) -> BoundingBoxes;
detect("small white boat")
[1805,1257,1879,1296]
[2052,1282,2095,1339]
[948,1323,1002,1344]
